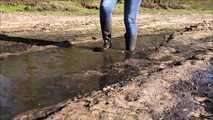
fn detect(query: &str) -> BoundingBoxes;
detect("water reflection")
[0,34,166,119]
[0,46,125,119]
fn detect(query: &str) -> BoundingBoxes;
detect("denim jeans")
[100,0,142,51]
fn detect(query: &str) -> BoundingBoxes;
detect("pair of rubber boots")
[103,35,136,51]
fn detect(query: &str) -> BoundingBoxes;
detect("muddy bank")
[13,19,213,119]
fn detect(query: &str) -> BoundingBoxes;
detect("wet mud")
[0,33,168,119]
[0,16,212,120]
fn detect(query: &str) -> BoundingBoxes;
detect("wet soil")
[0,13,212,120]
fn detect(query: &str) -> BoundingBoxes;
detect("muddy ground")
[0,13,212,57]
[0,13,212,120]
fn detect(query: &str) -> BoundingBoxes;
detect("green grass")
[0,3,27,12]
[73,5,98,15]
[0,1,98,14]
[0,0,213,14]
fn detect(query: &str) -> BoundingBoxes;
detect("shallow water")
[0,34,166,119]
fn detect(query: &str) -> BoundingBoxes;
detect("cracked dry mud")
[10,17,213,120]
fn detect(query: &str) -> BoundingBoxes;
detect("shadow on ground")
[0,34,72,48]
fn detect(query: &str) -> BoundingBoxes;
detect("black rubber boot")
[125,34,137,51]
[103,38,112,50]
[124,50,136,59]
[102,31,112,50]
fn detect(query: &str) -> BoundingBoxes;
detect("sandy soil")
[1,13,213,33]
[8,12,213,120]
[0,12,213,37]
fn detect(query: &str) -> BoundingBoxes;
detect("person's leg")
[100,0,118,49]
[124,0,142,51]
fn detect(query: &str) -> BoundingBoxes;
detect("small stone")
[189,111,201,118]
[83,100,91,108]
[103,86,114,92]
[91,36,97,40]
[194,96,207,102]
[91,98,99,105]
[73,97,78,102]
[140,70,149,76]
[159,63,167,69]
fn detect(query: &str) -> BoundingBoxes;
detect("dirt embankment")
[13,16,213,120]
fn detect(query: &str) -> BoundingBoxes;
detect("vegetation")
[0,0,213,14]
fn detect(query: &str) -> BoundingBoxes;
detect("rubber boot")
[103,31,112,50]
[125,34,137,51]
[103,38,112,50]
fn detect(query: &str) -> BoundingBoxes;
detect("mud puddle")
[0,33,166,119]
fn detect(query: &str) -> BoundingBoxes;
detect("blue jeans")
[100,0,142,51]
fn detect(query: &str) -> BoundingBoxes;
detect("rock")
[91,36,97,40]
[184,20,213,32]
[124,92,140,102]
[194,96,208,102]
